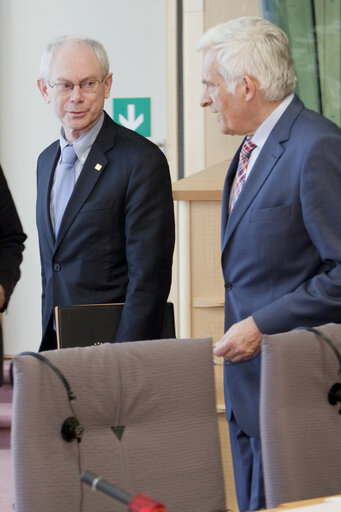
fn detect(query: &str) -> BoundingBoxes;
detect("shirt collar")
[59,112,105,163]
[252,93,294,148]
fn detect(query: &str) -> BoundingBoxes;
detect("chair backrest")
[11,337,226,512]
[260,323,341,509]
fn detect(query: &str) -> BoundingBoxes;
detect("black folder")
[55,302,176,349]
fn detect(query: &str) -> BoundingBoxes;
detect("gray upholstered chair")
[260,323,341,509]
[11,338,226,512]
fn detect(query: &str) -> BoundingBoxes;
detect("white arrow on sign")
[119,104,144,131]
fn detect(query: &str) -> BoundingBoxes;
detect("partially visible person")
[0,164,27,385]
[198,16,341,512]
[36,36,175,351]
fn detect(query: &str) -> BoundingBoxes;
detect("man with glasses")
[36,36,175,351]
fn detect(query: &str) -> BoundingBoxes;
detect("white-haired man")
[198,16,341,512]
[36,37,174,351]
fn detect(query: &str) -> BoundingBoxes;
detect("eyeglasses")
[47,78,106,95]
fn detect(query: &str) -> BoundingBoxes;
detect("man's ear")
[104,73,113,100]
[242,75,257,102]
[37,79,51,104]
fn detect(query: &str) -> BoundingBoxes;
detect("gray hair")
[39,36,110,80]
[197,16,296,101]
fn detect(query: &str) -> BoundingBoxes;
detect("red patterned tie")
[229,139,256,212]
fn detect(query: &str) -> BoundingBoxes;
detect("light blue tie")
[54,144,77,236]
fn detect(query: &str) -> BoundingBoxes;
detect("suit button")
[54,263,61,271]
[225,282,232,291]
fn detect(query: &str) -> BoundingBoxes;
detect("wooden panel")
[191,306,224,343]
[172,160,228,201]
[190,200,224,304]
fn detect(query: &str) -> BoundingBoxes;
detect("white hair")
[197,16,296,101]
[39,36,110,80]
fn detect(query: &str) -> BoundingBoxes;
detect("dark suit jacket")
[0,165,26,311]
[0,164,26,385]
[221,96,341,438]
[36,112,175,351]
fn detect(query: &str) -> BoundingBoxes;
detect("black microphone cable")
[13,351,85,512]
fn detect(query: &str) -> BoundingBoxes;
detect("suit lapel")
[54,113,115,250]
[39,143,60,252]
[221,95,304,254]
[221,143,243,247]
[54,149,108,248]
[222,139,285,251]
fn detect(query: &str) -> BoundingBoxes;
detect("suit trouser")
[228,412,266,512]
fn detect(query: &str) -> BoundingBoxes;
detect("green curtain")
[260,0,341,127]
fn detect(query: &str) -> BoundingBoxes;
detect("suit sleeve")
[253,132,341,333]
[115,145,175,341]
[0,165,27,311]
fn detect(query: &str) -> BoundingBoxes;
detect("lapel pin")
[94,163,102,171]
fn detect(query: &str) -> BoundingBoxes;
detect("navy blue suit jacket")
[221,96,341,437]
[36,112,175,351]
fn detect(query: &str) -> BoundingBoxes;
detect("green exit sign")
[113,97,151,137]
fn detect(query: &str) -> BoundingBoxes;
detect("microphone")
[81,471,168,512]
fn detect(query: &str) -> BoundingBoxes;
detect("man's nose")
[69,84,83,101]
[200,90,212,108]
